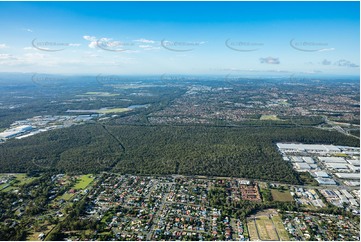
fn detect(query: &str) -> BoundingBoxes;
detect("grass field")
[256,217,279,240]
[0,183,8,190]
[333,153,348,157]
[271,189,293,202]
[247,210,289,241]
[56,175,93,201]
[247,219,259,241]
[74,174,94,190]
[260,115,280,121]
[271,215,290,241]
[0,174,36,192]
[97,108,130,114]
[59,192,73,201]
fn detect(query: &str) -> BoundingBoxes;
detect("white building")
[294,163,311,171]
[347,159,360,167]
[314,171,330,178]
[318,157,347,163]
[325,163,349,170]
[335,173,360,180]
[302,157,315,164]
[0,125,33,139]
[315,178,336,185]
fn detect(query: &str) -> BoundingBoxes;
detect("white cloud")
[0,54,15,60]
[83,36,97,41]
[82,53,100,58]
[122,50,140,54]
[24,53,46,59]
[0,44,8,49]
[138,44,160,51]
[317,48,335,52]
[24,46,35,50]
[139,45,151,48]
[84,36,117,49]
[88,41,98,49]
[83,36,98,48]
[22,28,33,33]
[135,38,156,44]
[334,59,359,68]
[260,57,280,64]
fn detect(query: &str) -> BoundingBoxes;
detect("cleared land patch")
[271,189,293,202]
[247,209,289,241]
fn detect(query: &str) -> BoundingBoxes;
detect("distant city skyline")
[0,1,359,76]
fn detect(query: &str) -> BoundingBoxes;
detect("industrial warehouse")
[277,143,360,187]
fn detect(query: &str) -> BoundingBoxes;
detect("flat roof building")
[302,157,315,164]
[318,157,347,163]
[0,125,33,139]
[347,165,360,172]
[315,178,336,185]
[290,156,304,162]
[294,163,311,170]
[276,143,342,153]
[325,163,349,170]
[335,173,360,180]
[314,171,330,178]
[347,159,360,167]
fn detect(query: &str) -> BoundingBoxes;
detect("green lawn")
[54,175,93,202]
[97,108,130,114]
[0,183,9,190]
[59,192,73,201]
[247,219,259,241]
[333,153,348,157]
[74,174,94,190]
[260,115,280,121]
[256,217,278,240]
[271,215,290,241]
[271,189,293,202]
[0,173,37,192]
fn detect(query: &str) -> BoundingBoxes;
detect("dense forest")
[0,123,358,184]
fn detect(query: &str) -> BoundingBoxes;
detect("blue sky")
[0,1,359,76]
